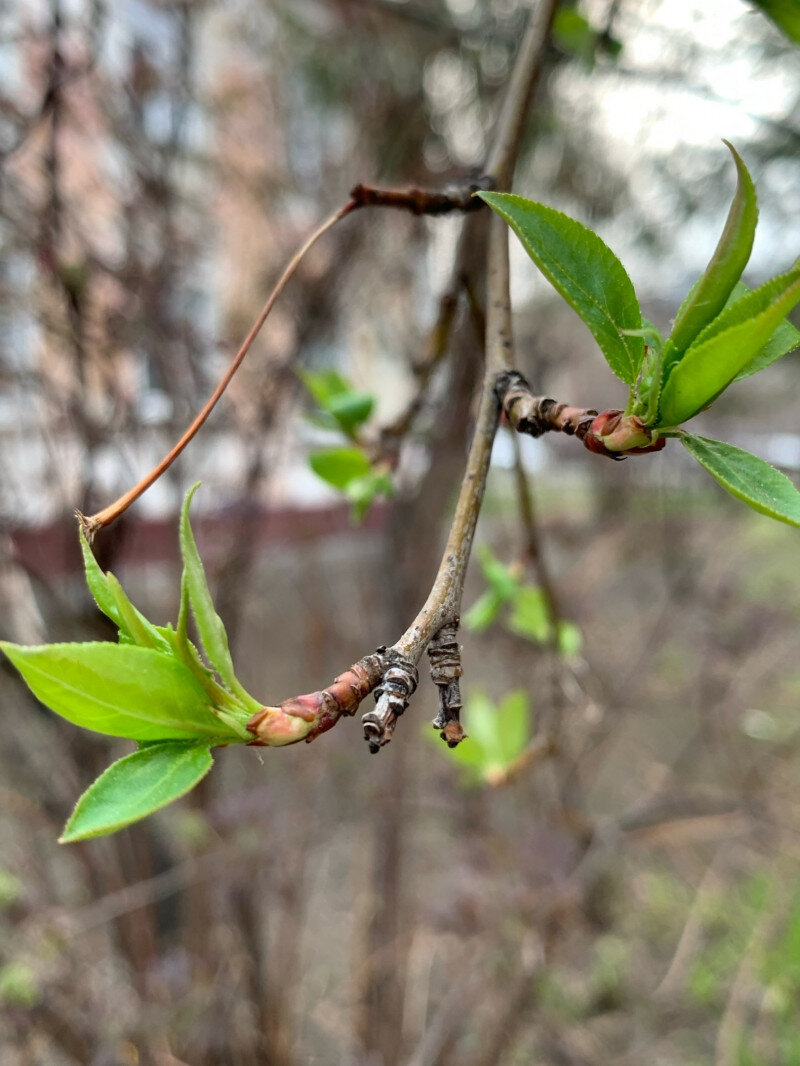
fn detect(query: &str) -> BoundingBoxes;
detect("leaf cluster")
[2,486,260,841]
[431,688,531,786]
[464,546,581,657]
[301,369,393,519]
[479,143,800,528]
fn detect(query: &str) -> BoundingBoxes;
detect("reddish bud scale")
[583,410,665,460]
[246,652,386,747]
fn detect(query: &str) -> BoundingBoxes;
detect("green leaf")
[0,962,38,1007]
[476,545,519,601]
[622,320,664,355]
[557,620,583,658]
[104,574,164,650]
[748,0,800,43]
[300,369,375,434]
[345,469,394,520]
[667,142,758,360]
[705,280,800,383]
[463,588,505,632]
[60,741,213,842]
[179,485,259,712]
[309,447,371,489]
[80,531,122,621]
[495,690,530,765]
[327,392,375,434]
[0,641,238,741]
[658,265,800,426]
[462,689,505,770]
[728,282,800,380]
[79,532,169,651]
[507,586,550,643]
[440,729,485,772]
[458,689,531,777]
[682,434,800,528]
[300,368,350,406]
[553,7,595,59]
[478,191,644,384]
[735,313,800,380]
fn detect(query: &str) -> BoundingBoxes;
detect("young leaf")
[477,192,644,384]
[80,531,122,622]
[439,725,486,773]
[507,586,550,643]
[463,588,505,632]
[462,689,505,771]
[179,485,260,712]
[552,7,595,61]
[477,545,519,602]
[79,532,170,651]
[667,142,758,359]
[345,468,394,521]
[701,280,800,383]
[731,281,800,380]
[557,620,583,658]
[309,447,371,489]
[326,392,375,434]
[495,690,530,766]
[300,369,374,434]
[658,265,800,427]
[60,741,214,842]
[0,641,238,741]
[105,575,165,651]
[681,434,800,528]
[736,318,800,381]
[300,368,351,405]
[748,1,800,44]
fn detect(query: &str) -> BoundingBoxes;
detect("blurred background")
[2,1,800,1063]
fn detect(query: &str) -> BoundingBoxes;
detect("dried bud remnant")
[362,654,419,753]
[428,622,466,748]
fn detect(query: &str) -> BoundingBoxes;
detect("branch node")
[428,621,466,748]
[361,654,418,753]
[75,510,100,544]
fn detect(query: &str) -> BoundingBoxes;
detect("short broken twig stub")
[428,622,466,748]
[362,653,419,753]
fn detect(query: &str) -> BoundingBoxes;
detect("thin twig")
[78,199,358,538]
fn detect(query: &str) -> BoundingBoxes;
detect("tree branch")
[364,0,561,748]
